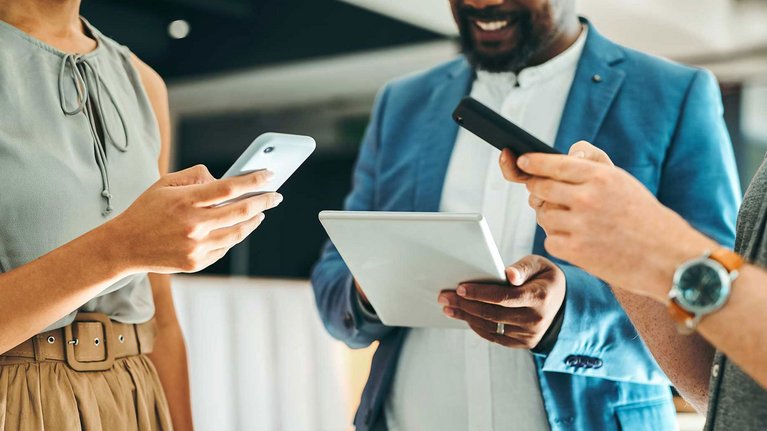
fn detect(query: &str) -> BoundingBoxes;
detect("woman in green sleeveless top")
[502,141,767,430]
[0,1,283,430]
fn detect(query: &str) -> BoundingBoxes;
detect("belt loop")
[32,335,44,362]
[132,324,143,354]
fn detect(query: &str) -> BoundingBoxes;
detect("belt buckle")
[64,313,116,372]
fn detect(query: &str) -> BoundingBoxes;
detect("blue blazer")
[311,22,741,431]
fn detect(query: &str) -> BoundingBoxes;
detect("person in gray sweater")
[500,140,767,430]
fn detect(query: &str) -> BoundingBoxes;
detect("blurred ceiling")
[80,0,441,79]
[81,0,767,83]
[340,0,767,62]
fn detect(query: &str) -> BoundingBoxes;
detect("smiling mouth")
[470,13,522,33]
[473,19,510,32]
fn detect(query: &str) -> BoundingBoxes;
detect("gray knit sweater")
[705,155,767,430]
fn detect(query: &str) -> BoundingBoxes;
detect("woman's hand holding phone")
[107,164,283,275]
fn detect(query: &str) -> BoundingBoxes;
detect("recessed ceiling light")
[168,20,191,39]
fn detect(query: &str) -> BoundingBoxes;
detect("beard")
[456,4,556,73]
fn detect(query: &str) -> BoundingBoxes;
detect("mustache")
[458,4,520,21]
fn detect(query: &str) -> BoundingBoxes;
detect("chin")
[465,47,532,73]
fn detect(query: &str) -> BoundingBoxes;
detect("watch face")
[678,263,724,308]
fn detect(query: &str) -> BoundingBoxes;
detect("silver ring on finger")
[496,322,505,336]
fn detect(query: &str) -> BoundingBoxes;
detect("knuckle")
[478,309,495,321]
[180,249,200,272]
[192,165,212,182]
[523,339,537,349]
[171,194,191,210]
[265,193,277,208]
[515,262,530,279]
[181,223,198,239]
[527,309,544,325]
[573,190,594,208]
[235,203,251,219]
[181,241,198,259]
[592,168,610,185]
[532,287,548,304]
[255,172,271,186]
[233,227,247,244]
[219,183,236,197]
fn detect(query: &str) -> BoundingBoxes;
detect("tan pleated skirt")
[0,355,172,431]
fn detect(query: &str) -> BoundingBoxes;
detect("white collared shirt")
[384,28,588,431]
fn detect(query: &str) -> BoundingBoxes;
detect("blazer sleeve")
[657,69,741,245]
[535,69,741,383]
[310,85,395,349]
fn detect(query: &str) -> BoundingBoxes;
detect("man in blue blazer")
[312,1,741,430]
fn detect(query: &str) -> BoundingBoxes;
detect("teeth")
[475,20,509,31]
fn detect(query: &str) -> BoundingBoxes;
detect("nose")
[463,0,506,8]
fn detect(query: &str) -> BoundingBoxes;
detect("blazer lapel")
[413,59,474,212]
[553,21,627,153]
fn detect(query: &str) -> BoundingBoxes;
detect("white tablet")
[319,211,506,329]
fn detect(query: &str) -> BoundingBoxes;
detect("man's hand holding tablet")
[438,255,566,350]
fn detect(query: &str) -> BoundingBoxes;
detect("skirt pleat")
[0,355,172,431]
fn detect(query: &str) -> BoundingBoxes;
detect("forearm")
[149,321,193,430]
[612,288,714,412]
[148,274,194,430]
[696,265,767,390]
[0,222,131,353]
[635,228,767,391]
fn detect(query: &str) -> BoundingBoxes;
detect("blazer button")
[343,313,354,329]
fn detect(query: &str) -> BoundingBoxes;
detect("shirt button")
[712,363,720,378]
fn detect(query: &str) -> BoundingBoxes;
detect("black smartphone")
[452,96,562,155]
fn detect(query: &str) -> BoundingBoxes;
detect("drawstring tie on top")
[58,53,130,216]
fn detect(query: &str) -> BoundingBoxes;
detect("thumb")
[569,141,614,167]
[160,164,216,187]
[506,255,550,286]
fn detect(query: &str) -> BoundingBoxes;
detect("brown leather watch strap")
[668,301,695,333]
[710,248,745,272]
[667,248,744,334]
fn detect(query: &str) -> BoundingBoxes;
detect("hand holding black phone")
[452,97,562,155]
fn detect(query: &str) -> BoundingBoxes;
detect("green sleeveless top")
[0,18,160,331]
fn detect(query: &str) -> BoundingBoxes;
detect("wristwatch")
[668,248,744,334]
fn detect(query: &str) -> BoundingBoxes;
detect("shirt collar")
[475,25,588,90]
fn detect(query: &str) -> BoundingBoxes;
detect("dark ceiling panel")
[80,0,442,80]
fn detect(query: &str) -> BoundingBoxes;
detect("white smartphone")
[222,132,316,200]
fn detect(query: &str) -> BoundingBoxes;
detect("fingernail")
[500,150,508,164]
[443,307,455,317]
[264,170,275,180]
[438,295,449,305]
[517,156,529,168]
[274,193,284,204]
[573,151,586,159]
[457,286,467,297]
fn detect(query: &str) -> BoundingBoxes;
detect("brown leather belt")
[0,312,157,372]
